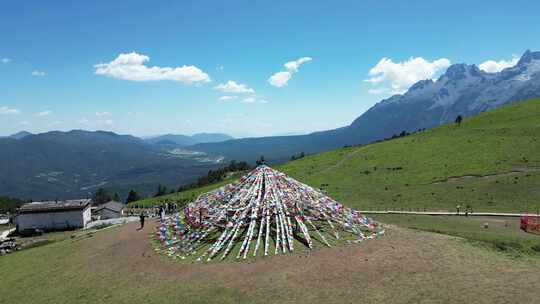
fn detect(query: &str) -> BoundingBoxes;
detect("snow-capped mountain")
[352,50,540,132]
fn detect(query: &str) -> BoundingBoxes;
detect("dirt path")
[431,166,540,184]
[359,210,536,217]
[78,220,540,304]
[317,148,364,176]
[0,228,14,240]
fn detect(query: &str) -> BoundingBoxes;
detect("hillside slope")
[281,98,540,212]
[139,98,540,212]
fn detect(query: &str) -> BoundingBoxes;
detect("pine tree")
[154,184,168,197]
[126,190,141,204]
[92,188,112,205]
[256,155,265,166]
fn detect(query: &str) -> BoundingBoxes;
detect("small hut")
[94,201,124,220]
[16,199,92,232]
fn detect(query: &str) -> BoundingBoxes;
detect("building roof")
[18,199,92,214]
[95,201,124,213]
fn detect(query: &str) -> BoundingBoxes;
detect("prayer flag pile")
[155,165,384,262]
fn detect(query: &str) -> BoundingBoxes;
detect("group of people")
[456,204,474,216]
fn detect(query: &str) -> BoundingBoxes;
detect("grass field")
[279,98,540,213]
[1,221,540,304]
[0,223,9,232]
[372,214,540,256]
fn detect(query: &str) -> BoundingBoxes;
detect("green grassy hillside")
[134,98,540,213]
[281,98,540,212]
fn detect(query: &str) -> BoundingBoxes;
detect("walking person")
[159,206,165,221]
[139,211,146,230]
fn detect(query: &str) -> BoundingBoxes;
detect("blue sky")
[1,0,540,138]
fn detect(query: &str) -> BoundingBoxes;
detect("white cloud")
[366,57,451,94]
[268,56,312,87]
[1,58,11,64]
[31,70,46,77]
[242,96,256,103]
[77,117,113,127]
[242,95,268,104]
[0,106,20,115]
[284,57,312,72]
[268,71,292,88]
[219,95,238,101]
[214,80,255,94]
[36,110,52,117]
[94,52,211,85]
[479,56,519,73]
[95,111,112,117]
[218,94,267,104]
[19,121,30,126]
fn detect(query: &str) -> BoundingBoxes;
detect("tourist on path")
[159,206,165,221]
[139,212,146,230]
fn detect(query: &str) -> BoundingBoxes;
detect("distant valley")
[0,131,232,200]
[143,132,234,147]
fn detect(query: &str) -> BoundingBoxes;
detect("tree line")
[290,152,306,161]
[345,115,465,149]
[0,196,26,214]
[176,160,251,192]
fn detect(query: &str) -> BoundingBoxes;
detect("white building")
[16,199,92,232]
[93,201,124,220]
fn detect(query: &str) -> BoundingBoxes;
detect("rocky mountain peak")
[517,50,540,66]
[408,79,434,92]
[443,63,483,80]
[9,131,33,139]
